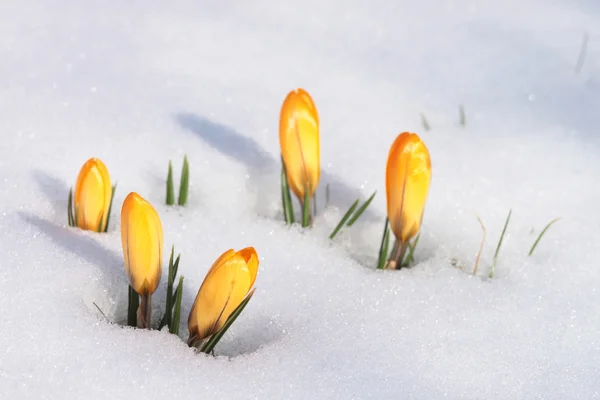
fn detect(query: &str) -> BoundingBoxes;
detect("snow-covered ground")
[1,0,599,398]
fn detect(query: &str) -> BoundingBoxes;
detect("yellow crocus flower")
[279,88,320,202]
[120,192,163,297]
[73,158,112,232]
[386,132,432,245]
[188,247,259,347]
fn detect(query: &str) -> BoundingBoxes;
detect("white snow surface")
[1,0,600,398]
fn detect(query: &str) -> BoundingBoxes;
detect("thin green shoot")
[325,184,330,209]
[280,156,295,224]
[178,155,189,206]
[459,105,466,127]
[93,302,108,320]
[159,246,176,330]
[67,188,74,227]
[489,209,512,279]
[528,217,561,256]
[402,233,420,267]
[329,198,360,240]
[302,183,310,227]
[346,191,376,227]
[376,218,391,270]
[421,113,430,131]
[170,276,184,335]
[575,32,589,73]
[105,184,117,232]
[473,214,486,275]
[200,288,256,354]
[166,161,174,205]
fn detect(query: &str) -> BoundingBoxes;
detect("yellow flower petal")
[120,192,163,295]
[188,247,259,342]
[74,158,112,231]
[279,88,320,201]
[385,132,432,243]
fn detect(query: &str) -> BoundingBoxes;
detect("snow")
[1,0,599,398]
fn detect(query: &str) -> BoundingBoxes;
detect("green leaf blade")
[302,184,310,228]
[159,246,176,330]
[103,183,117,232]
[67,188,74,227]
[329,198,360,240]
[166,161,174,205]
[346,191,376,227]
[528,217,561,256]
[376,219,391,270]
[280,156,295,224]
[170,276,184,335]
[200,288,256,354]
[489,209,512,278]
[402,233,420,267]
[178,155,189,206]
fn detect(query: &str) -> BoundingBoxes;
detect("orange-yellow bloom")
[279,88,320,201]
[74,158,112,231]
[188,247,259,345]
[386,132,432,243]
[120,192,163,296]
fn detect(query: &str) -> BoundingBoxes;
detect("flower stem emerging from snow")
[459,105,466,127]
[489,209,512,278]
[137,294,152,329]
[127,285,139,327]
[386,239,409,270]
[528,217,560,257]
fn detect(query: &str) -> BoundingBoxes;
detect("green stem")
[127,285,139,327]
[137,294,152,329]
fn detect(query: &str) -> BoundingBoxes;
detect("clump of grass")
[166,155,189,206]
[158,246,184,335]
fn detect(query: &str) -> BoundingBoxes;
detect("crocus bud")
[120,192,163,296]
[386,132,432,243]
[188,247,259,346]
[74,158,112,231]
[279,88,320,201]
